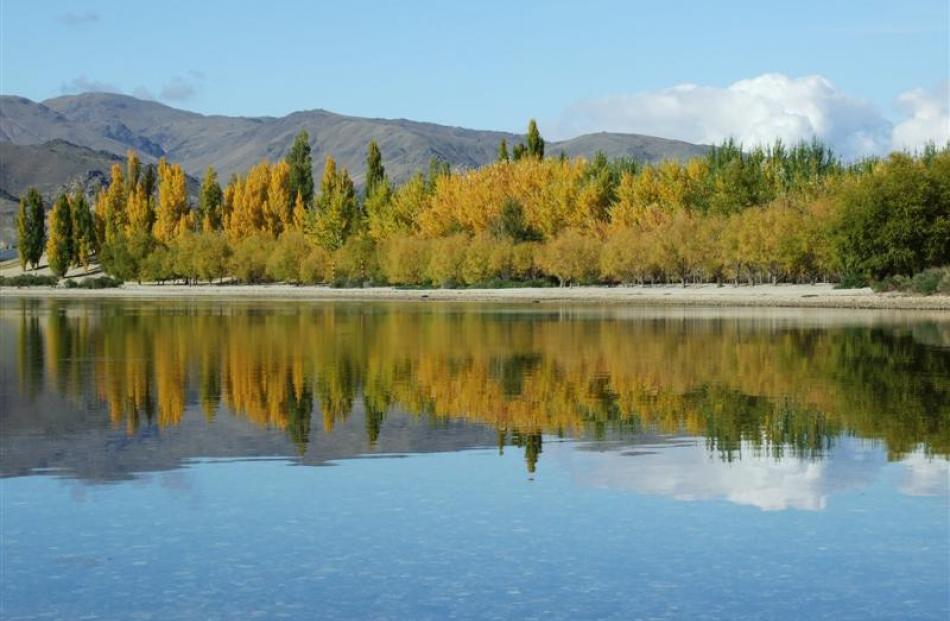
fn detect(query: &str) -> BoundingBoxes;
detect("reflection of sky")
[563,437,948,511]
[2,439,948,620]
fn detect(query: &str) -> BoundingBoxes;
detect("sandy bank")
[1,282,948,310]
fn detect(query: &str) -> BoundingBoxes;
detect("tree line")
[15,121,949,287]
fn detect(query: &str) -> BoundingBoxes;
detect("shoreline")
[1,283,948,310]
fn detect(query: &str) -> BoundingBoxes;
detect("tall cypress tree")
[364,140,386,199]
[46,193,73,277]
[16,188,45,270]
[286,130,314,207]
[526,119,545,159]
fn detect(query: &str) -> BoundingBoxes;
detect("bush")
[835,272,868,289]
[910,267,948,295]
[64,275,123,289]
[870,267,950,295]
[0,274,59,287]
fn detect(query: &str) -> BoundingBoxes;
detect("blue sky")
[1,0,947,155]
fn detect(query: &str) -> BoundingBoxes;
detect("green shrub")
[0,274,59,287]
[909,268,947,295]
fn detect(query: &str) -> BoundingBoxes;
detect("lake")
[1,299,948,620]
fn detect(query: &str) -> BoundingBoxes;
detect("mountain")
[2,92,709,185]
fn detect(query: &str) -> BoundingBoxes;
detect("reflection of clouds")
[565,438,946,512]
[899,452,950,497]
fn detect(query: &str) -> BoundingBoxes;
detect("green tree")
[835,152,950,281]
[286,130,314,207]
[364,140,386,199]
[526,119,545,159]
[313,156,357,251]
[16,188,45,270]
[199,166,224,231]
[70,189,97,270]
[46,194,73,278]
[498,138,510,162]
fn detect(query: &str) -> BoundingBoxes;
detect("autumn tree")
[154,159,191,243]
[312,156,357,251]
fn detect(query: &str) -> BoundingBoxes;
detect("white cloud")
[891,82,950,152]
[555,74,948,159]
[555,438,945,512]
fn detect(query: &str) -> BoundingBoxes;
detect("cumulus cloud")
[59,75,121,95]
[891,82,950,152]
[57,11,99,25]
[555,73,947,159]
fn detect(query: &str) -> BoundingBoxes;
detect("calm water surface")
[1,299,948,620]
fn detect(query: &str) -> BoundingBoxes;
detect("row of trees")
[15,121,949,286]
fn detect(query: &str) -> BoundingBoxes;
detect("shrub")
[0,274,59,287]
[64,275,123,289]
[909,267,947,295]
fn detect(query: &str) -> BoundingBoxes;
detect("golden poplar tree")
[153,158,190,244]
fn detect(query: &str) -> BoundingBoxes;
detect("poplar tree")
[199,166,223,231]
[364,140,386,199]
[70,189,96,270]
[526,119,545,159]
[314,155,357,250]
[16,188,45,270]
[154,158,191,243]
[497,138,509,162]
[286,130,314,207]
[46,194,73,277]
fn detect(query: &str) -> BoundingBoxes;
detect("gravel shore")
[2,282,948,310]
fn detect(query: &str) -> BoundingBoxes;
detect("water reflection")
[2,299,948,478]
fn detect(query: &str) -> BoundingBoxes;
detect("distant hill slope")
[2,93,709,187]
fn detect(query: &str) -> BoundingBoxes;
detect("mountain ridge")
[3,92,709,184]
